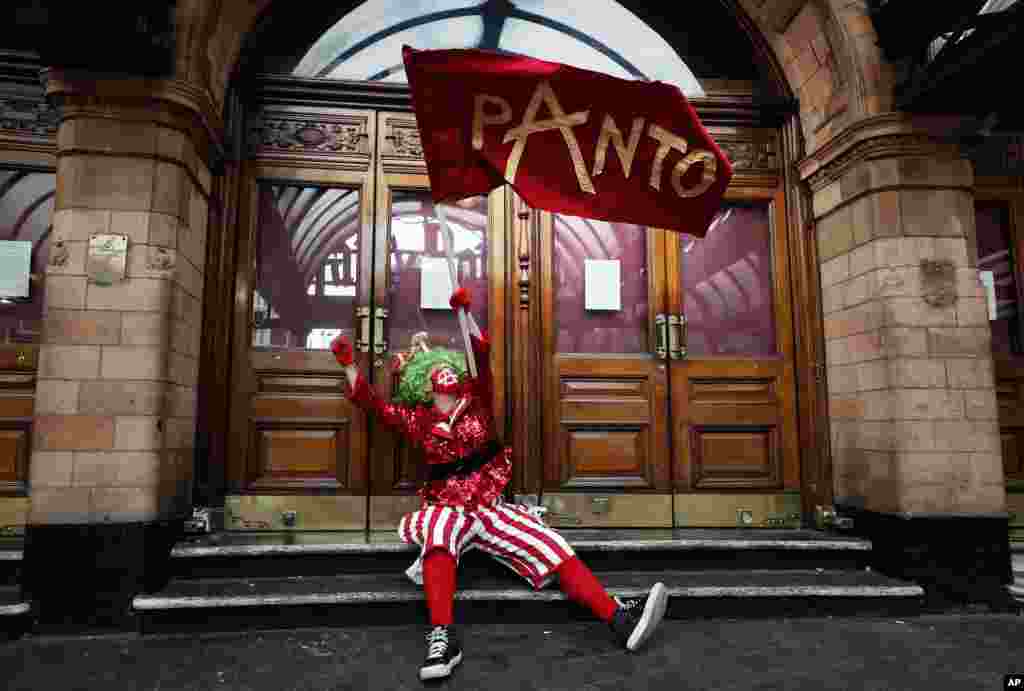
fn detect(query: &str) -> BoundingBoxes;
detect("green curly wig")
[393,348,468,407]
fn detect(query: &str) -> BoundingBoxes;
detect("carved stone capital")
[799,113,964,192]
[42,69,224,165]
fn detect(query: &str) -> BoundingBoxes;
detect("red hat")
[430,366,460,394]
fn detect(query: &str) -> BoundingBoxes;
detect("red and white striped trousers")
[398,501,576,590]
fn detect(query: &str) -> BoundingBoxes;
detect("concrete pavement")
[2,613,1022,690]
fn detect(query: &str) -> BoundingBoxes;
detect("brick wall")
[813,155,1006,514]
[28,102,210,525]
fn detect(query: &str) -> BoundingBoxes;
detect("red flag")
[402,45,732,237]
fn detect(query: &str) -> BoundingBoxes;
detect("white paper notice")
[420,256,455,310]
[0,241,31,298]
[584,259,621,311]
[979,270,997,320]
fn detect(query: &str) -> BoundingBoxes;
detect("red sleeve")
[470,331,493,410]
[345,372,424,439]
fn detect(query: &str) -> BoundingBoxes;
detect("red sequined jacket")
[344,331,511,509]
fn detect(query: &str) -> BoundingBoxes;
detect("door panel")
[0,168,53,510]
[241,177,372,496]
[539,211,673,527]
[226,108,510,530]
[369,111,506,528]
[226,107,378,529]
[974,192,1024,540]
[975,197,1024,480]
[668,190,800,526]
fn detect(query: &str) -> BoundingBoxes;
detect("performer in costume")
[330,287,668,682]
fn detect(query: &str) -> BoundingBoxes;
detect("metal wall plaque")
[87,234,128,285]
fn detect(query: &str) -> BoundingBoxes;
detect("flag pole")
[435,203,478,379]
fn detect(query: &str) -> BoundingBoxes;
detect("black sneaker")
[609,582,669,651]
[419,625,463,681]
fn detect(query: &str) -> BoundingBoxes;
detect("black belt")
[428,440,503,482]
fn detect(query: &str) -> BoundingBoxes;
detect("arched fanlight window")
[296,0,704,96]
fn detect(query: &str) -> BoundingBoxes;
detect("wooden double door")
[532,188,800,528]
[224,103,801,531]
[226,107,507,530]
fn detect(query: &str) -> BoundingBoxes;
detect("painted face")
[430,366,460,414]
[430,366,460,395]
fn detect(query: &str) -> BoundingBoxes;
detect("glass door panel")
[976,200,1022,356]
[679,204,777,357]
[385,191,490,356]
[553,217,650,354]
[251,184,365,351]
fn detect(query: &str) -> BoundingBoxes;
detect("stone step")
[133,568,924,635]
[170,529,872,580]
[0,544,22,587]
[0,586,28,617]
[0,585,29,641]
[1008,552,1024,608]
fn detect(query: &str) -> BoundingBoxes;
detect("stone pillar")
[22,73,212,628]
[804,120,1011,604]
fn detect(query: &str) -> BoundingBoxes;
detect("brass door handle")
[667,315,680,360]
[355,306,371,353]
[678,314,688,359]
[668,314,688,360]
[373,306,389,355]
[655,313,668,359]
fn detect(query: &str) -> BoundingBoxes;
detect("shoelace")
[426,627,449,659]
[616,596,642,612]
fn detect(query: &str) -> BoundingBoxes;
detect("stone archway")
[29,0,1004,525]
[177,0,1004,518]
[19,0,1011,629]
[218,0,1001,521]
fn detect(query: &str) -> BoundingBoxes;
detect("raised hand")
[330,333,355,367]
[449,287,471,311]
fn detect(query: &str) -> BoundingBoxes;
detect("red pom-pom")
[449,287,471,310]
[330,334,354,366]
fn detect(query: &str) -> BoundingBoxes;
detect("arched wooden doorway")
[201,0,827,531]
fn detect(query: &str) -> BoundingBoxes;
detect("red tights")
[421,550,617,626]
[423,550,458,626]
